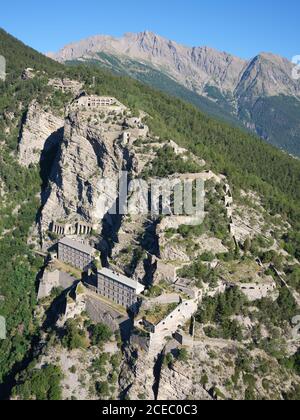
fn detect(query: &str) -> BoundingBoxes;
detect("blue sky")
[1,0,299,59]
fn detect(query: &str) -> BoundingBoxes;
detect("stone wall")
[59,285,86,326]
[51,221,93,236]
[48,78,83,94]
[154,299,198,334]
[18,100,64,167]
[238,280,277,301]
[174,331,194,348]
[174,280,202,299]
[38,269,77,300]
[143,294,181,308]
[133,299,199,355]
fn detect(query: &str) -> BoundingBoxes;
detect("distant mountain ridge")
[47,31,299,96]
[48,31,300,156]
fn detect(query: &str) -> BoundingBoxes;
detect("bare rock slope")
[18,100,64,167]
[48,31,300,100]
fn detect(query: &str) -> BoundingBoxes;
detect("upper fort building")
[73,94,126,112]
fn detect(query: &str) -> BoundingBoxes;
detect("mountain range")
[48,31,300,156]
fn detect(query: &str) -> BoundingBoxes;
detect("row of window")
[60,250,90,260]
[101,291,133,307]
[62,255,89,264]
[99,283,132,296]
[100,287,133,300]
[60,248,90,258]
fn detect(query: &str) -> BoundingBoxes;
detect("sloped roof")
[98,268,145,294]
[59,237,95,255]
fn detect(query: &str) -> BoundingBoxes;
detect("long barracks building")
[97,268,145,309]
[58,237,96,271]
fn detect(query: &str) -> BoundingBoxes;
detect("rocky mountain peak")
[235,51,300,99]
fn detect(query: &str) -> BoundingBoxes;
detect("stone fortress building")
[97,268,145,309]
[48,78,84,95]
[77,95,115,107]
[56,237,145,310]
[58,237,96,271]
[73,94,126,112]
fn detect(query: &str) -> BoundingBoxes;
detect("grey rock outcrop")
[235,53,300,101]
[18,100,64,167]
[157,362,212,400]
[40,111,124,232]
[40,105,148,235]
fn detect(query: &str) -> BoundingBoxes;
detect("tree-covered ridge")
[142,145,203,178]
[12,364,63,400]
[0,29,62,395]
[0,28,60,79]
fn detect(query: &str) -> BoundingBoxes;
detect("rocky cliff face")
[157,360,212,400]
[40,108,136,234]
[18,100,64,167]
[13,93,300,402]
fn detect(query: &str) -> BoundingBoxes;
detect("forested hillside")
[0,29,62,395]
[0,28,300,398]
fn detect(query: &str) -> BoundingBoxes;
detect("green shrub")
[96,381,110,397]
[62,319,88,350]
[13,364,63,400]
[89,323,113,346]
[176,348,189,363]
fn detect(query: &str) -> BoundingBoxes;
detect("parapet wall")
[154,299,198,334]
[38,269,76,300]
[238,281,277,301]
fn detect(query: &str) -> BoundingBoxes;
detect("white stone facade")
[51,220,94,236]
[75,95,126,111]
[238,280,277,301]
